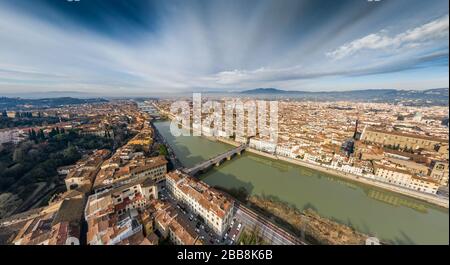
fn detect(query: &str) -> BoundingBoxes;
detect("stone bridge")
[182,144,247,176]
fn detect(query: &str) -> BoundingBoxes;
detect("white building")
[0,129,20,144]
[373,163,439,194]
[340,164,363,176]
[249,138,276,153]
[166,171,234,236]
[275,145,297,158]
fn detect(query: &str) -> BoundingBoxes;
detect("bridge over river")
[182,144,248,176]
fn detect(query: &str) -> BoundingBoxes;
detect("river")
[154,121,449,245]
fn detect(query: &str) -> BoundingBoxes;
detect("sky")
[0,0,448,96]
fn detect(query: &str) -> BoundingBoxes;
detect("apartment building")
[409,176,440,194]
[8,193,85,245]
[166,171,234,236]
[249,138,276,153]
[64,149,110,192]
[373,163,413,187]
[94,155,168,190]
[127,129,153,151]
[430,161,449,186]
[275,145,298,158]
[0,128,21,144]
[84,177,158,245]
[361,128,447,153]
[373,162,439,194]
[127,156,167,183]
[153,202,203,245]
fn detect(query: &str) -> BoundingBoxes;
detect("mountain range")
[0,97,108,110]
[239,88,449,106]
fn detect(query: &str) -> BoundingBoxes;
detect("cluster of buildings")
[83,166,234,245]
[0,102,165,245]
[85,177,159,245]
[1,100,239,245]
[64,149,111,194]
[153,200,203,245]
[0,189,86,245]
[0,128,24,145]
[92,127,167,190]
[1,101,151,146]
[156,99,449,195]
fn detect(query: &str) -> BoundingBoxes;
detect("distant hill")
[240,88,449,106]
[0,97,108,110]
[242,88,292,94]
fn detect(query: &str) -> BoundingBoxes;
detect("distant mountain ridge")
[0,97,108,110]
[239,88,449,106]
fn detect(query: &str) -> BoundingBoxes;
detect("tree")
[27,149,40,162]
[37,129,45,141]
[49,128,57,138]
[159,144,168,156]
[28,129,37,141]
[63,145,80,162]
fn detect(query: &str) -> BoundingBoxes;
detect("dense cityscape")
[0,95,448,245]
[0,0,448,255]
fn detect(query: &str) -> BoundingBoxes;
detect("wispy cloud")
[0,0,448,94]
[327,15,449,60]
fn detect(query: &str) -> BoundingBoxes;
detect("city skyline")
[0,0,448,96]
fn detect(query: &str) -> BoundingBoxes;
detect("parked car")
[237,223,242,231]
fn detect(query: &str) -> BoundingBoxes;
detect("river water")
[154,121,449,245]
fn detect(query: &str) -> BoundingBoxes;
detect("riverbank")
[210,136,448,209]
[242,147,449,209]
[213,184,371,245]
[153,120,449,244]
[248,195,369,245]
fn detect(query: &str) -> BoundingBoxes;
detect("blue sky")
[0,0,448,95]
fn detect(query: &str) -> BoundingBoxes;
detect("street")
[234,203,307,245]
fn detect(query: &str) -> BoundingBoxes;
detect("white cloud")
[327,15,449,59]
[0,1,448,94]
